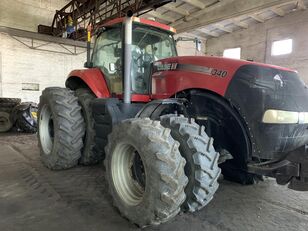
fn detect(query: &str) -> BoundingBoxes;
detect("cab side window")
[92,27,122,94]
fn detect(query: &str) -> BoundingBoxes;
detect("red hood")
[154,56,295,73]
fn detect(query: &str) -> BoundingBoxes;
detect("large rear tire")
[75,88,101,165]
[38,87,85,170]
[160,114,221,212]
[105,118,188,227]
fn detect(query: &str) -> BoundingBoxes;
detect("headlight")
[262,110,308,124]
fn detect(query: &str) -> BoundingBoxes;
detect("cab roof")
[102,17,176,34]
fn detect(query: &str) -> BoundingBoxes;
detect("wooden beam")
[172,0,296,33]
[183,0,221,22]
[163,4,189,16]
[197,28,219,37]
[214,24,233,33]
[232,20,249,29]
[147,11,175,22]
[250,14,265,23]
[297,0,307,10]
[271,7,286,16]
[181,0,206,9]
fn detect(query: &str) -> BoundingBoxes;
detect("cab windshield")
[131,25,177,94]
[92,23,177,94]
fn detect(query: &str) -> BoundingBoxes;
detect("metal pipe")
[86,25,92,67]
[123,16,133,104]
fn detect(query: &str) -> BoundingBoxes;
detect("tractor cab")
[90,17,177,97]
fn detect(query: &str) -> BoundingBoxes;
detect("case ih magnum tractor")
[38,15,308,227]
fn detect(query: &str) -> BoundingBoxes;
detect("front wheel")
[160,114,221,212]
[38,87,85,170]
[105,118,188,227]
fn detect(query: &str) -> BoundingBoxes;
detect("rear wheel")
[105,118,188,227]
[38,87,85,170]
[75,88,101,165]
[160,114,221,212]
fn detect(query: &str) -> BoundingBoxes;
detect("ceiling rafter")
[297,0,307,9]
[196,28,219,37]
[181,0,206,9]
[270,7,286,16]
[162,4,189,16]
[250,14,265,23]
[214,24,232,33]
[140,0,308,40]
[232,19,249,29]
[171,0,299,32]
[147,11,175,22]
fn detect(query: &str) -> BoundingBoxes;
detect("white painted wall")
[0,0,85,103]
[175,33,206,56]
[206,10,308,83]
[0,33,85,102]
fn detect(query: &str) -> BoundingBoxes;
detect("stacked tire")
[0,98,21,132]
[13,102,38,133]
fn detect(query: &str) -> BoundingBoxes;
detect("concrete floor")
[0,134,308,231]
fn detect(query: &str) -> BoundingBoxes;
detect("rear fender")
[66,68,110,98]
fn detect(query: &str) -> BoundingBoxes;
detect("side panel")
[150,57,240,99]
[67,68,110,98]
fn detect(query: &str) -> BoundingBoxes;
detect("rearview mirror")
[195,39,202,52]
[84,61,93,68]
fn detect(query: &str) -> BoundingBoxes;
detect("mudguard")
[66,68,110,98]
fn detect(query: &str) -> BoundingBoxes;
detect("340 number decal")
[211,69,228,78]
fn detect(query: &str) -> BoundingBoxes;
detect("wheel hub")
[39,105,54,155]
[111,143,146,206]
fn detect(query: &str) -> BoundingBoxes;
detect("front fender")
[136,98,188,119]
[66,68,110,98]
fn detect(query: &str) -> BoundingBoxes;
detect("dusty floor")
[0,133,308,231]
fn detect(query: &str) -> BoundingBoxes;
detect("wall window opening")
[271,39,293,56]
[223,47,241,59]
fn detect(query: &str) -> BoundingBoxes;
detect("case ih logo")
[153,62,228,78]
[154,62,178,71]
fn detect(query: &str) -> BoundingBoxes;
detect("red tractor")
[38,15,308,227]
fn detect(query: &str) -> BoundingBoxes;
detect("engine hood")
[153,56,294,74]
[151,56,295,99]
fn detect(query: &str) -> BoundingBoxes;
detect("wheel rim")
[111,143,146,206]
[39,105,54,155]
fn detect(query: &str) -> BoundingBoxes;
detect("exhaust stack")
[123,13,133,104]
